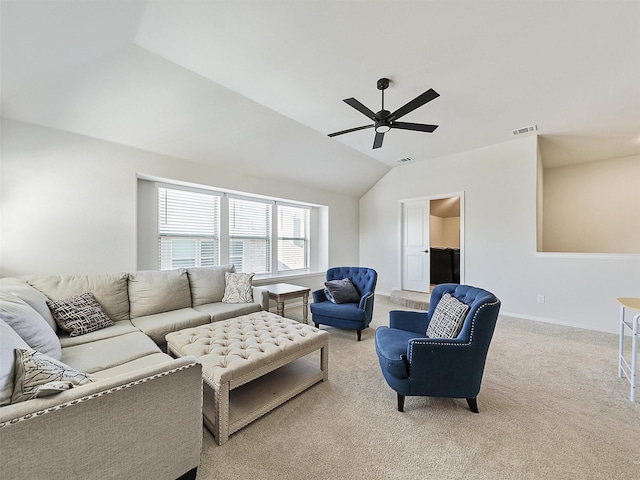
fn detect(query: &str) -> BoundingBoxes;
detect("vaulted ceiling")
[2,1,639,197]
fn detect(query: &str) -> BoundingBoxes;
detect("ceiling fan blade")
[373,132,385,149]
[343,97,377,120]
[390,122,439,133]
[328,124,374,137]
[388,88,439,122]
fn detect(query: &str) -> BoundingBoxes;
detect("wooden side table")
[262,283,311,323]
[617,297,640,402]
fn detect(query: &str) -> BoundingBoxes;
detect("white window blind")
[277,204,309,272]
[158,187,220,270]
[229,197,272,274]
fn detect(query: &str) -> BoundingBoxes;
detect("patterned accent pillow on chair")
[222,272,255,304]
[426,293,470,338]
[11,348,92,403]
[47,292,114,336]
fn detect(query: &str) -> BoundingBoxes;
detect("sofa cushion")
[90,352,174,380]
[0,293,62,360]
[0,277,57,330]
[426,293,470,339]
[0,319,30,406]
[130,308,211,345]
[27,272,130,322]
[11,348,92,404]
[128,269,192,319]
[324,278,361,304]
[58,320,139,348]
[60,331,161,374]
[221,272,254,304]
[194,301,262,322]
[47,292,115,337]
[187,265,235,307]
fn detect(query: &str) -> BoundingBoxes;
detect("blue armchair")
[375,284,501,412]
[310,267,377,341]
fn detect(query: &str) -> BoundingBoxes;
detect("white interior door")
[402,200,430,292]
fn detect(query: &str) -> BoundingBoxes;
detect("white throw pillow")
[0,293,61,359]
[221,272,254,304]
[0,319,30,406]
[426,293,470,339]
[11,348,92,404]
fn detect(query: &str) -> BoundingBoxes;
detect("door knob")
[423,249,429,253]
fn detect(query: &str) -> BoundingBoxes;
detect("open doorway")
[401,194,463,293]
[429,197,461,288]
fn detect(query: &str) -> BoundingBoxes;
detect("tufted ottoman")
[166,311,329,445]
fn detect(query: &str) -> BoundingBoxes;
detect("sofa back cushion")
[0,319,30,406]
[0,293,62,360]
[187,265,235,307]
[128,269,191,319]
[0,277,57,330]
[27,273,130,323]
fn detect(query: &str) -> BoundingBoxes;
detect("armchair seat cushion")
[374,327,414,380]
[310,301,364,322]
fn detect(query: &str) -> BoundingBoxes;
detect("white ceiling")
[2,0,639,197]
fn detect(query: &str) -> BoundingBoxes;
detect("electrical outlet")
[537,295,545,304]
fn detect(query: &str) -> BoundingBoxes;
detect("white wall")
[0,119,359,288]
[360,135,640,333]
[543,154,640,253]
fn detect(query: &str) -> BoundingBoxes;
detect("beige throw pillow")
[11,348,92,404]
[221,272,254,304]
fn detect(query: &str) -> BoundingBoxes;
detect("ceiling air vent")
[512,124,538,136]
[397,157,413,163]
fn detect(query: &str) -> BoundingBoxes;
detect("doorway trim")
[399,191,465,292]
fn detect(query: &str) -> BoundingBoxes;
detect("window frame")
[154,183,315,277]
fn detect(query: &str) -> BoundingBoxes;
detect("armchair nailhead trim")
[408,299,500,364]
[0,362,199,429]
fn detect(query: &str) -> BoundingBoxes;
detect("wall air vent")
[512,124,538,136]
[397,157,413,163]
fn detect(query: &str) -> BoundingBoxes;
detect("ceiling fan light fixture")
[375,124,391,133]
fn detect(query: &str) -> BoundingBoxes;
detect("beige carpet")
[196,295,640,480]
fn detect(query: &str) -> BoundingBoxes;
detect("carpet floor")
[196,295,640,479]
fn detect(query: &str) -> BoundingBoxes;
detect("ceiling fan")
[328,78,439,149]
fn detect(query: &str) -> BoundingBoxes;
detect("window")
[229,197,272,274]
[277,204,309,272]
[154,184,314,276]
[158,187,220,270]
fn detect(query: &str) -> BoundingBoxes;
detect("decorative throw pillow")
[47,292,114,337]
[426,293,470,339]
[11,348,92,404]
[324,278,360,304]
[0,293,62,360]
[221,272,255,304]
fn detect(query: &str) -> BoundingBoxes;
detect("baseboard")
[500,311,617,335]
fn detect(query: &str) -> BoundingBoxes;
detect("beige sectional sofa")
[0,265,269,480]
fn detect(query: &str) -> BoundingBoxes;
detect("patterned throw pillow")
[11,348,92,404]
[426,293,470,339]
[47,292,114,336]
[221,272,255,304]
[324,278,360,304]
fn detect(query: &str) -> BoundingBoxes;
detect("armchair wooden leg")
[397,393,405,412]
[467,397,479,413]
[356,329,362,341]
[314,323,319,328]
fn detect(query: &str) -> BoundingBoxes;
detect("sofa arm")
[0,356,203,480]
[252,286,270,311]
